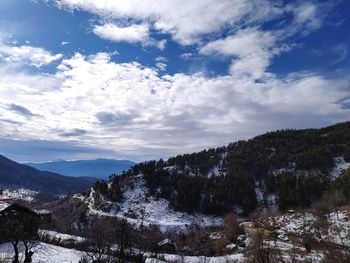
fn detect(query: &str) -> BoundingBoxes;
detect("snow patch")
[255,182,264,203]
[79,175,222,231]
[331,157,350,179]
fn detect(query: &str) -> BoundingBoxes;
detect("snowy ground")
[1,210,348,262]
[75,175,222,231]
[0,241,244,263]
[0,242,83,263]
[262,239,324,262]
[39,230,86,243]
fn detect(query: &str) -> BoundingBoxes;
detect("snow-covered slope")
[74,175,222,231]
[0,188,38,202]
[264,210,350,247]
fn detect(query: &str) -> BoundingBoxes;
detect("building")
[157,238,177,253]
[0,202,40,243]
[34,209,52,224]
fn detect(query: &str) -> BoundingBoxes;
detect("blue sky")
[0,0,349,162]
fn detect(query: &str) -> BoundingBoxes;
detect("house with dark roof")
[0,202,40,243]
[157,238,177,253]
[34,209,52,225]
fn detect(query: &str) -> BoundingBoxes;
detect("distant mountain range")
[25,159,134,179]
[0,155,97,195]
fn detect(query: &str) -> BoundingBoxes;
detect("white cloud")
[200,28,275,57]
[93,23,148,43]
[56,0,284,45]
[0,52,349,160]
[281,1,337,38]
[200,28,276,79]
[52,0,340,83]
[155,56,168,71]
[331,44,348,65]
[180,53,195,60]
[0,1,345,160]
[93,23,166,49]
[94,23,144,43]
[155,56,168,63]
[0,43,62,67]
[55,0,337,46]
[53,0,338,81]
[292,2,322,35]
[155,62,167,71]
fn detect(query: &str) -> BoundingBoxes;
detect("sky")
[0,0,349,163]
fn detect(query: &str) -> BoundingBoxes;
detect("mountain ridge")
[25,158,134,179]
[0,154,98,195]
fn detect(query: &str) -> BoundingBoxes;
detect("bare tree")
[223,213,242,242]
[83,220,113,263]
[112,217,133,263]
[0,208,40,263]
[244,232,284,263]
[135,207,147,263]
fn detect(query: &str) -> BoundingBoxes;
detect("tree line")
[93,121,350,215]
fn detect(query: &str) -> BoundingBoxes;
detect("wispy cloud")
[331,44,348,65]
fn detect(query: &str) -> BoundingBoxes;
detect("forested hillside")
[91,122,350,215]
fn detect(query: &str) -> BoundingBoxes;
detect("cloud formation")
[0,43,62,67]
[200,28,276,79]
[56,0,334,46]
[56,0,285,45]
[0,0,347,162]
[0,51,349,161]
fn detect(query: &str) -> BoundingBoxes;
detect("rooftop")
[0,201,12,212]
